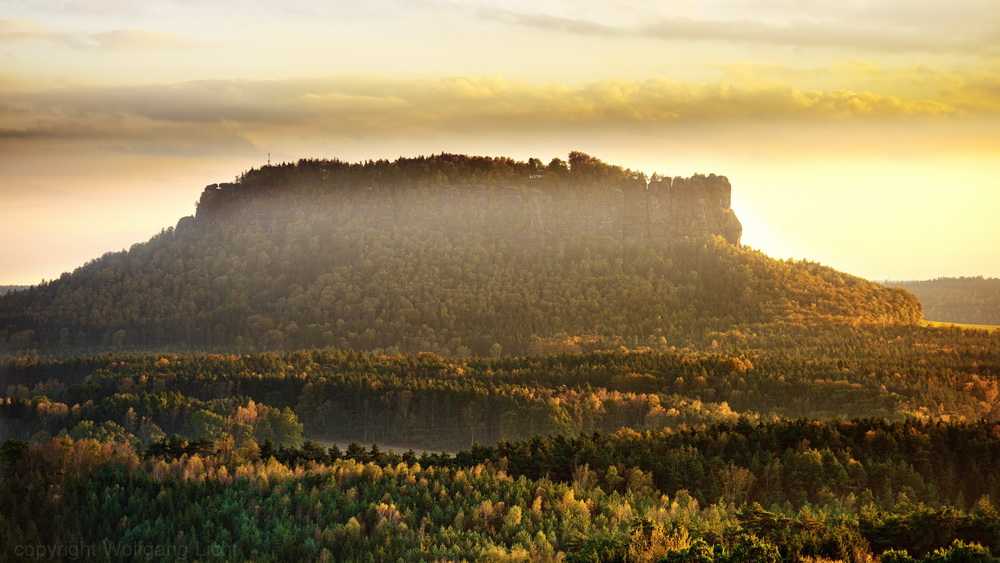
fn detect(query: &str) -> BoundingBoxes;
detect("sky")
[2,0,999,285]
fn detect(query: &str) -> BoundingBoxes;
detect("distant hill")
[888,277,1000,325]
[0,286,30,296]
[0,153,920,355]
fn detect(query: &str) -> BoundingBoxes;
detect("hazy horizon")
[3,0,999,285]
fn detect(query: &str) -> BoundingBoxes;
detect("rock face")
[647,174,742,245]
[195,183,240,221]
[193,171,742,246]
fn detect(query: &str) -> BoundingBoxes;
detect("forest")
[888,278,1000,326]
[0,286,29,296]
[2,322,997,560]
[1,154,998,561]
[3,330,1000,561]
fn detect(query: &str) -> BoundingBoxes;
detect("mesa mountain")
[0,152,920,355]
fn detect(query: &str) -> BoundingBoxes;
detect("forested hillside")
[0,154,919,356]
[889,278,1000,325]
[7,153,994,562]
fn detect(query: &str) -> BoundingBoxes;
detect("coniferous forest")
[889,278,1000,326]
[2,154,999,562]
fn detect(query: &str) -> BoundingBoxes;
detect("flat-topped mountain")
[187,151,742,246]
[0,153,920,355]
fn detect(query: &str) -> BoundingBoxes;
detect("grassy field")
[923,320,1000,332]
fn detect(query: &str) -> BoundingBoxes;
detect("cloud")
[637,17,930,51]
[0,71,967,123]
[0,19,202,52]
[65,0,134,13]
[89,29,203,51]
[0,18,73,46]
[480,2,1000,55]
[481,9,625,38]
[3,67,996,160]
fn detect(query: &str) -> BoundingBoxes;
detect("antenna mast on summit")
[268,152,271,166]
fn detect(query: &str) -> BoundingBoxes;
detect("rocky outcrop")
[192,169,742,246]
[646,174,741,245]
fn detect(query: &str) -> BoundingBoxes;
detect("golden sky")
[2,0,999,284]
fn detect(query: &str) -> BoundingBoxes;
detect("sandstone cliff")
[188,155,742,246]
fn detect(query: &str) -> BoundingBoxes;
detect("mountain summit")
[187,152,742,247]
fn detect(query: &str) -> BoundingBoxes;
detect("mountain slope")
[0,286,30,296]
[888,277,1000,325]
[0,153,920,355]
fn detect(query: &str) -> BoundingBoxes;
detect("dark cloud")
[0,73,969,160]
